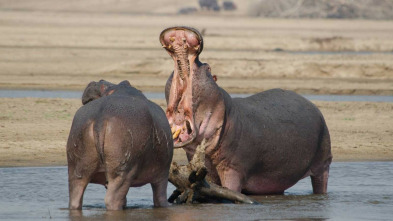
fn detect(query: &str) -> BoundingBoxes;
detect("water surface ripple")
[0,162,392,220]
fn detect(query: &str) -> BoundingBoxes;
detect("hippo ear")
[99,80,120,96]
[119,80,131,87]
[107,89,115,95]
[82,81,100,105]
[100,84,109,95]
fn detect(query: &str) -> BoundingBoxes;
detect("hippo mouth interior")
[159,26,203,80]
[171,119,197,148]
[160,27,204,148]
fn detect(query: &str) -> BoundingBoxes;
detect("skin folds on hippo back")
[67,81,173,210]
[218,88,329,193]
[71,94,173,185]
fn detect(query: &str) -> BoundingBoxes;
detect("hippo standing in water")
[159,27,332,195]
[67,80,173,210]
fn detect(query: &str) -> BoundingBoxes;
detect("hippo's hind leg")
[311,167,330,194]
[67,123,101,210]
[104,172,131,210]
[67,148,99,210]
[151,177,169,207]
[103,152,131,210]
[68,166,91,210]
[310,125,333,194]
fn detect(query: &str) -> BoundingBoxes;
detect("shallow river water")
[1,89,393,102]
[0,162,392,220]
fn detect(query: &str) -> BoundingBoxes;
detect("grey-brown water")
[1,162,392,220]
[1,89,393,102]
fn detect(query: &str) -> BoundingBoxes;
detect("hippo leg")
[68,173,90,210]
[68,138,100,209]
[310,125,332,194]
[218,169,243,192]
[311,169,330,194]
[68,159,99,210]
[104,174,131,210]
[310,158,331,194]
[151,178,169,207]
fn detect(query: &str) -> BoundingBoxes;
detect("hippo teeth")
[159,26,203,82]
[173,128,181,139]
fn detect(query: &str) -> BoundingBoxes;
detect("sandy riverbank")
[0,0,392,167]
[0,0,392,95]
[0,98,392,167]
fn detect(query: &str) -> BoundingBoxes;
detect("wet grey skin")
[160,26,332,195]
[67,80,173,210]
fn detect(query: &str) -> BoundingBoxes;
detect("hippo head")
[81,80,115,104]
[160,27,225,149]
[82,80,137,105]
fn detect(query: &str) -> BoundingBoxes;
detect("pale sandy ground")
[0,98,392,167]
[0,0,392,166]
[0,1,392,94]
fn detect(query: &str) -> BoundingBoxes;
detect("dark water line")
[1,89,393,102]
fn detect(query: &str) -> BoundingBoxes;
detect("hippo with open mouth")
[160,26,332,194]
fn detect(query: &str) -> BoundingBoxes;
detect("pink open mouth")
[160,26,204,148]
[172,120,197,148]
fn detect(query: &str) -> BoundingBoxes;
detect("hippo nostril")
[186,121,192,134]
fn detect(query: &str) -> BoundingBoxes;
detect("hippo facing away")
[160,27,332,195]
[67,80,173,210]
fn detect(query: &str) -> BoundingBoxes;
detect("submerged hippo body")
[67,80,173,210]
[160,27,332,194]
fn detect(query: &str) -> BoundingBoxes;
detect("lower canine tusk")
[173,129,181,139]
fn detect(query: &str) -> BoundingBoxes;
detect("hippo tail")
[93,119,106,165]
[318,115,332,162]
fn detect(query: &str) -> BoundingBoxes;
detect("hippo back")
[220,89,325,191]
[69,93,173,186]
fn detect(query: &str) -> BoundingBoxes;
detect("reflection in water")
[0,162,392,220]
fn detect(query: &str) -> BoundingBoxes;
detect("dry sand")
[0,1,392,94]
[0,98,392,167]
[0,0,392,167]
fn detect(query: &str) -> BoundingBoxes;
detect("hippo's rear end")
[67,82,173,210]
[231,89,332,194]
